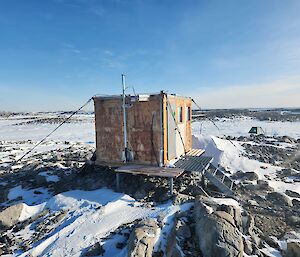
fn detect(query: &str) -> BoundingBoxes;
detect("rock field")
[0,112,299,257]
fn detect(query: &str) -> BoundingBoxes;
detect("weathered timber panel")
[126,95,162,165]
[93,94,192,166]
[94,97,124,163]
[94,95,162,165]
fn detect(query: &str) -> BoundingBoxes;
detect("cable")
[192,98,239,149]
[6,97,93,170]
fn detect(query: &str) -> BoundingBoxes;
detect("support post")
[116,173,120,191]
[122,74,128,162]
[169,177,174,195]
[159,92,164,167]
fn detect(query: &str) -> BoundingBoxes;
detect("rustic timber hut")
[93,91,193,166]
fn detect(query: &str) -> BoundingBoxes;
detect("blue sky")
[0,0,299,111]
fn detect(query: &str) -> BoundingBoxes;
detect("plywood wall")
[94,95,162,166]
[94,94,192,166]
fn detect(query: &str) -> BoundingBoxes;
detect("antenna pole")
[122,74,128,162]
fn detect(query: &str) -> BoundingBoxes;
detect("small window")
[186,106,191,121]
[178,106,183,123]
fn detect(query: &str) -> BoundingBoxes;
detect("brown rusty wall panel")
[126,94,162,165]
[93,94,191,166]
[94,97,124,164]
[94,95,163,166]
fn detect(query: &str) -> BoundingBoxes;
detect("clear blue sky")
[0,0,299,111]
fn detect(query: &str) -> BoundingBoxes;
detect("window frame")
[178,106,183,123]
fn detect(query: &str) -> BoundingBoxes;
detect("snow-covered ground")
[192,134,300,194]
[0,114,95,143]
[18,188,167,257]
[193,116,300,138]
[0,112,299,257]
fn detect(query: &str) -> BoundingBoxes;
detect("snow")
[154,202,193,253]
[1,112,299,255]
[38,171,60,182]
[192,134,300,195]
[211,197,241,210]
[0,114,95,143]
[8,185,50,205]
[19,188,172,257]
[268,180,300,195]
[193,117,300,138]
[192,134,279,179]
[19,202,46,222]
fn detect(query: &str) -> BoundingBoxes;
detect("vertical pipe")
[116,173,120,191]
[122,74,127,162]
[159,92,164,167]
[169,177,173,195]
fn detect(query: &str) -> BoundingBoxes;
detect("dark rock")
[292,199,300,207]
[84,242,105,256]
[287,216,300,227]
[266,192,292,207]
[285,241,300,257]
[286,190,300,198]
[244,172,259,181]
[281,136,296,144]
[116,242,125,249]
[176,220,191,238]
[0,188,8,203]
[172,193,194,205]
[257,180,273,191]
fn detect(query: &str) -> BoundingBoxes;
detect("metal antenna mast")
[122,74,128,162]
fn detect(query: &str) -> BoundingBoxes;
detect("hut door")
[167,102,177,160]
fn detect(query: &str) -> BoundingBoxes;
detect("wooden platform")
[115,165,184,194]
[185,148,205,157]
[116,165,184,178]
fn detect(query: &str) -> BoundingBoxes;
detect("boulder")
[83,242,105,256]
[172,193,194,205]
[244,172,259,181]
[281,136,296,144]
[285,240,300,257]
[0,203,23,228]
[243,237,253,255]
[232,171,258,181]
[34,175,48,187]
[216,204,242,229]
[286,190,300,198]
[287,216,300,227]
[128,219,159,257]
[194,197,244,257]
[292,199,300,207]
[0,188,8,203]
[266,192,293,207]
[176,220,191,238]
[257,180,273,191]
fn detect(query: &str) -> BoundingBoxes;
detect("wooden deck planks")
[185,148,205,157]
[115,165,184,178]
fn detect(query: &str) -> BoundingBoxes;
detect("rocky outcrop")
[285,241,300,257]
[194,196,244,257]
[285,190,300,198]
[127,219,159,257]
[266,192,293,207]
[0,203,23,228]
